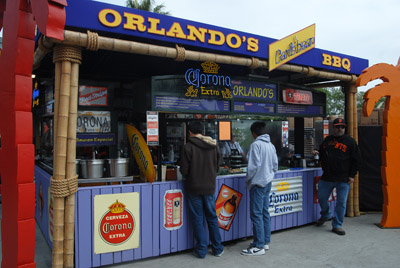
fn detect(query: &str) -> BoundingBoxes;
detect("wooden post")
[345,85,354,217]
[51,45,82,268]
[64,54,81,268]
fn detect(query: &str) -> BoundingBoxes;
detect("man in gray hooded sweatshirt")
[241,121,278,256]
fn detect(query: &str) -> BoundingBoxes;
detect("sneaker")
[192,250,205,259]
[316,217,333,226]
[332,228,346,235]
[264,244,269,250]
[214,250,224,257]
[241,247,265,256]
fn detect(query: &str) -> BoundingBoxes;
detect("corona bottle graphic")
[218,194,237,227]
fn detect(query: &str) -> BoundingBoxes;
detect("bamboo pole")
[38,30,358,83]
[52,59,72,268]
[53,61,61,164]
[351,84,361,216]
[64,58,80,267]
[346,85,354,217]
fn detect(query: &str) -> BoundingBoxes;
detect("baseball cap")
[333,118,346,126]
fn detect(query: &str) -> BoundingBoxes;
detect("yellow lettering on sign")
[166,22,187,39]
[123,12,146,32]
[321,53,351,72]
[97,8,261,53]
[187,25,207,42]
[322,53,332,65]
[147,17,165,35]
[247,37,259,52]
[208,29,225,45]
[98,9,122,27]
[226,33,241,49]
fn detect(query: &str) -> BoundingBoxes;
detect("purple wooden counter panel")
[34,166,331,268]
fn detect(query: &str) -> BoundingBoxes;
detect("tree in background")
[126,0,170,15]
[318,87,345,116]
[318,87,386,116]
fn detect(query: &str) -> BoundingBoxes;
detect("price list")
[155,96,230,112]
[277,104,323,116]
[233,101,274,114]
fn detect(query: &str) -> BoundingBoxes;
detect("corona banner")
[126,124,155,183]
[269,176,303,216]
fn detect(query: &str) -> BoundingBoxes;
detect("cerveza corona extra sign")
[269,24,316,71]
[126,124,155,183]
[184,62,232,99]
[94,193,140,254]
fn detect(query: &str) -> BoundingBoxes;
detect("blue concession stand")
[32,0,368,267]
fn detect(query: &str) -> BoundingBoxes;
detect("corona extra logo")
[108,200,126,214]
[201,61,220,74]
[185,62,231,88]
[276,182,290,192]
[100,200,135,245]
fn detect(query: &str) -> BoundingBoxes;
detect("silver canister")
[108,158,130,177]
[79,159,105,179]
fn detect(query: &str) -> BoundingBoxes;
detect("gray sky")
[96,0,399,68]
[2,0,397,91]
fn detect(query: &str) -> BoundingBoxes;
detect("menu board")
[277,104,324,116]
[155,96,230,112]
[230,80,277,101]
[233,101,274,114]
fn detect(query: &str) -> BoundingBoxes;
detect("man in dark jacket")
[316,118,361,235]
[180,121,224,258]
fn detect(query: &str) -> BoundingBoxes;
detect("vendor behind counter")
[219,135,247,164]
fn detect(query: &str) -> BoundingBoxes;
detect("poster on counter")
[94,193,140,254]
[164,189,183,230]
[216,184,242,231]
[269,176,303,216]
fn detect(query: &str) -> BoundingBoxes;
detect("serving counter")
[34,165,332,268]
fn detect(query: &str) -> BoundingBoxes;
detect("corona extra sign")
[94,193,140,254]
[269,24,315,71]
[184,62,233,99]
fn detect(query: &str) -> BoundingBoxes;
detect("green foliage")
[357,91,386,109]
[317,88,386,116]
[126,0,170,15]
[318,87,345,116]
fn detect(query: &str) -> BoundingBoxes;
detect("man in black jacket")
[316,118,361,235]
[180,121,224,258]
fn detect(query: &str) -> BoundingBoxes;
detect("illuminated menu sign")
[155,96,230,113]
[233,101,274,114]
[282,89,313,105]
[231,80,276,101]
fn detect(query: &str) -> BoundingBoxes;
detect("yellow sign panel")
[126,124,155,183]
[269,24,315,71]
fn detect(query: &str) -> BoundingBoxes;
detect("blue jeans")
[187,193,224,258]
[249,183,272,248]
[317,179,350,229]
